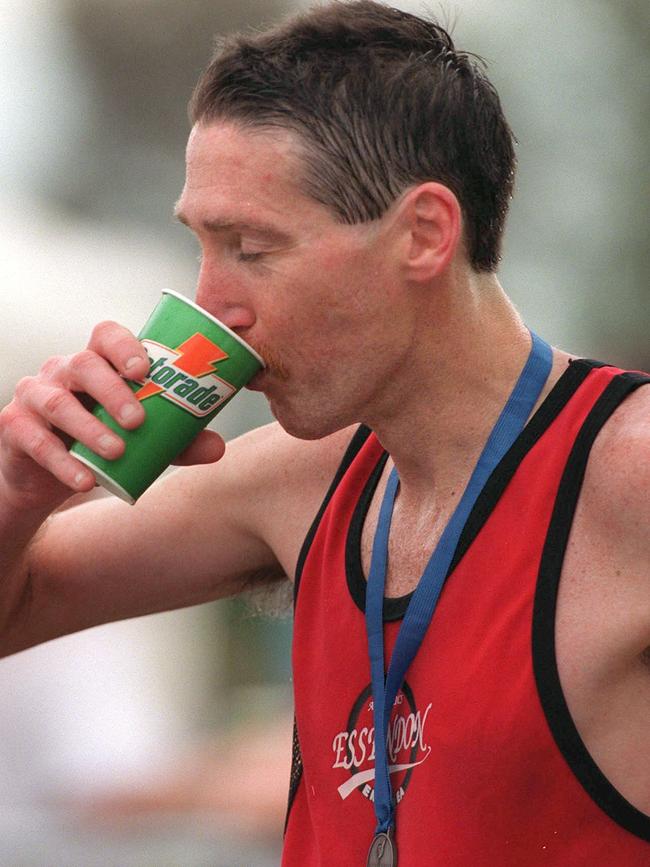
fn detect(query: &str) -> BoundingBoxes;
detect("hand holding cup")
[70,290,264,503]
[0,290,261,512]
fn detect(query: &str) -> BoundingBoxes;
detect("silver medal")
[366,830,396,866]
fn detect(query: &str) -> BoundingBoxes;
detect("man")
[0,1,649,863]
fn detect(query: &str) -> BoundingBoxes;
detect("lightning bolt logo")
[134,333,229,402]
[174,333,229,377]
[134,381,165,401]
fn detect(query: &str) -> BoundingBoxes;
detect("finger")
[4,411,96,492]
[64,351,145,430]
[18,380,127,460]
[87,320,150,381]
[171,430,226,466]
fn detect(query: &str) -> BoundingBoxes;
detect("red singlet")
[283,359,650,866]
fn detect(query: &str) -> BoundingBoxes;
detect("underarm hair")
[239,567,293,619]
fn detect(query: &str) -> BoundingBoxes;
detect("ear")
[396,182,462,282]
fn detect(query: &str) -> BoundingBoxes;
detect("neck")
[363,274,572,505]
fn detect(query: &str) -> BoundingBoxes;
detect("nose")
[195,261,256,333]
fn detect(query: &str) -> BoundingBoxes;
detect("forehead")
[178,121,319,229]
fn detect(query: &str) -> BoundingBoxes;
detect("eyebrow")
[174,208,292,244]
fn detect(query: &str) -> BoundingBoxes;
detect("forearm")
[0,318,159,655]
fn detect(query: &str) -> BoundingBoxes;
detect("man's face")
[175,121,414,439]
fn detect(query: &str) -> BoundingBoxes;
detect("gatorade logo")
[134,334,235,418]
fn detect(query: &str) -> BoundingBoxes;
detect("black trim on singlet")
[286,422,373,835]
[293,423,373,601]
[533,369,650,842]
[345,357,595,620]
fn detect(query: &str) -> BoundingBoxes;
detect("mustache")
[246,339,290,380]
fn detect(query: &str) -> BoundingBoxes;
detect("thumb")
[171,429,226,466]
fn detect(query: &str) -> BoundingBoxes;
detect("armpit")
[240,568,293,618]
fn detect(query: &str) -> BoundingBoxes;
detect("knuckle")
[70,349,97,373]
[14,376,35,402]
[29,433,51,464]
[0,403,19,436]
[90,320,119,343]
[39,355,65,379]
[43,388,70,417]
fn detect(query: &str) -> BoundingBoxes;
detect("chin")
[269,397,350,441]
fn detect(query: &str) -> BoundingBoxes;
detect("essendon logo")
[332,682,432,806]
[134,334,236,418]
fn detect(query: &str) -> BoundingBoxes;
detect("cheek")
[267,258,381,353]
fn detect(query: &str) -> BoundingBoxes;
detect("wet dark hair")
[190,0,516,272]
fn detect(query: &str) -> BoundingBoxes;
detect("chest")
[293,477,650,862]
[359,479,462,598]
[358,472,650,816]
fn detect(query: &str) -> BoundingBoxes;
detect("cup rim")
[72,453,136,504]
[162,289,265,367]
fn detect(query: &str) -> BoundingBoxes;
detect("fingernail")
[125,356,145,371]
[119,404,137,423]
[74,471,90,487]
[98,434,121,454]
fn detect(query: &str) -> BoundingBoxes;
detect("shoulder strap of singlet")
[293,424,373,605]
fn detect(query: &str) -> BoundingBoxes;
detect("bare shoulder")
[577,385,650,576]
[223,420,358,486]
[580,382,650,544]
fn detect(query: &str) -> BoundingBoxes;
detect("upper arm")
[569,384,650,654]
[22,421,355,650]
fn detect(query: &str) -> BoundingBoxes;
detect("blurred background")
[0,0,647,864]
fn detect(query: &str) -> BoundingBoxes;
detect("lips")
[245,369,266,391]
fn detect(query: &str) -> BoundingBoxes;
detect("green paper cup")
[70,289,264,504]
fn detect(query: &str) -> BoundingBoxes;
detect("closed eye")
[238,251,264,263]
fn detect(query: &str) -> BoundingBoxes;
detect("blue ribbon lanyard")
[365,331,553,835]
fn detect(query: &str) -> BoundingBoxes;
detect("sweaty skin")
[0,122,649,818]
